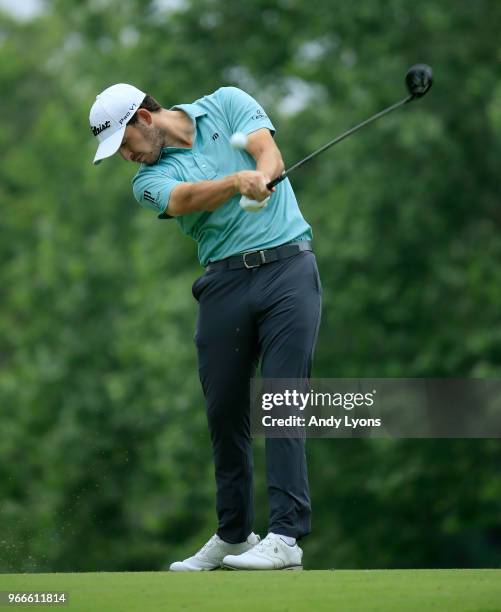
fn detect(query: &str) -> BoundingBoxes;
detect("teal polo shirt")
[132,86,312,266]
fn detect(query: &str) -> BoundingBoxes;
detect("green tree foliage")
[1,0,500,571]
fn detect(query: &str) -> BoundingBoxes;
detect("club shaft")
[266,94,414,190]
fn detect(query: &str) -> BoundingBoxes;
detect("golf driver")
[239,64,433,212]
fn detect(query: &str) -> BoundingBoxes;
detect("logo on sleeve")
[251,108,268,120]
[143,190,156,203]
[91,121,111,136]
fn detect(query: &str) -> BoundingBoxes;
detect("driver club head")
[405,64,433,99]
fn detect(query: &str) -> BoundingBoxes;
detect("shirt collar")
[159,103,207,153]
[169,102,207,120]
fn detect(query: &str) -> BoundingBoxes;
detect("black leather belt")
[205,240,312,271]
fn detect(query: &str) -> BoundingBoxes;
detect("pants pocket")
[301,251,322,295]
[312,258,322,294]
[191,273,208,301]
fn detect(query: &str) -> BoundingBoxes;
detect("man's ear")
[136,108,152,125]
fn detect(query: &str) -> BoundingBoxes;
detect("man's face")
[119,120,164,165]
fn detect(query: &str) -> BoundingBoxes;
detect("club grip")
[266,172,287,190]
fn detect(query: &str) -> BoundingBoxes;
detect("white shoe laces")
[252,535,281,555]
[195,535,220,559]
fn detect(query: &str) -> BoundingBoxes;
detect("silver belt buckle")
[243,249,266,269]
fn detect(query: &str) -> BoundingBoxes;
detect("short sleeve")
[132,168,182,216]
[217,86,276,137]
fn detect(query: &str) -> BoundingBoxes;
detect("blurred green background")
[1,0,501,572]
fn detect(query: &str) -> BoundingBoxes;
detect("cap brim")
[93,126,126,165]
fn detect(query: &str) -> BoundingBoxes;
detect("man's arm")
[246,128,285,185]
[168,128,284,217]
[168,171,267,216]
[168,175,239,216]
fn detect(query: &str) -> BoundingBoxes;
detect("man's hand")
[234,171,274,202]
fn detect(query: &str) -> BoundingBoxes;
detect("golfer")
[89,83,322,571]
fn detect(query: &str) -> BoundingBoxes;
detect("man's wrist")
[232,172,241,192]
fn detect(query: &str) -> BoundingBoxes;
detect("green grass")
[0,570,500,611]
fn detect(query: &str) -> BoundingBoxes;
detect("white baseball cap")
[90,83,146,165]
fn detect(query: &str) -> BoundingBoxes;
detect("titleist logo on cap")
[91,120,111,136]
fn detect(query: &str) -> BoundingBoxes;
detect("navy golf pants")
[192,248,322,543]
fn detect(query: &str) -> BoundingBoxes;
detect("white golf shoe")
[169,532,260,571]
[222,533,303,570]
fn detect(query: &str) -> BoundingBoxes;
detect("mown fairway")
[1,569,500,611]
